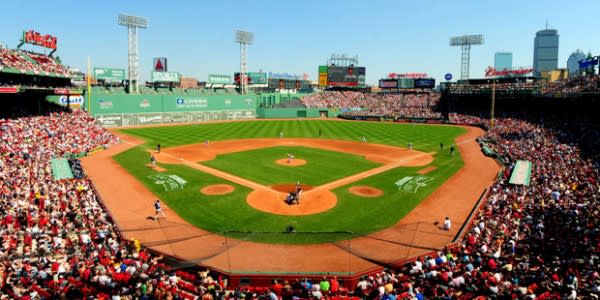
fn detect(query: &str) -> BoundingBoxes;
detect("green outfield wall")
[256,107,338,118]
[85,94,257,127]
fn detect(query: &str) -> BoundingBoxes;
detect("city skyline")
[1,0,599,84]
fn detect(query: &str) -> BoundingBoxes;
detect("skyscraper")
[567,50,586,77]
[533,29,559,77]
[494,52,513,71]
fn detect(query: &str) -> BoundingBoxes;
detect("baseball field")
[110,120,466,244]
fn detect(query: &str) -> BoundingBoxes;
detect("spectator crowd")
[0,109,229,299]
[301,92,443,119]
[0,47,68,76]
[0,88,599,299]
[541,75,600,95]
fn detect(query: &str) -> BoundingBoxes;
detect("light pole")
[235,30,254,95]
[118,14,148,94]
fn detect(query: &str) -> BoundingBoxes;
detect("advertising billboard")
[398,78,414,89]
[318,66,328,87]
[93,68,125,82]
[208,74,231,84]
[22,30,57,49]
[414,78,435,88]
[153,57,167,72]
[151,71,180,82]
[234,72,267,85]
[327,66,366,87]
[379,79,398,88]
[268,78,309,90]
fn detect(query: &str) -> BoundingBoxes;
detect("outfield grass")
[120,120,464,152]
[115,120,467,243]
[202,146,381,186]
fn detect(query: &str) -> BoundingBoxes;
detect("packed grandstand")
[1,34,600,299]
[0,74,599,299]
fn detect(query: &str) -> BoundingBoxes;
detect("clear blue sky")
[1,0,598,84]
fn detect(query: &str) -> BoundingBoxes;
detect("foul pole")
[87,56,91,114]
[490,79,496,130]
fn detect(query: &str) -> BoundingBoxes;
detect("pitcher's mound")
[349,186,383,198]
[275,158,307,167]
[146,164,166,172]
[201,184,235,195]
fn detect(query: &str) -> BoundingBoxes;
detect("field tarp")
[509,160,532,186]
[51,158,74,180]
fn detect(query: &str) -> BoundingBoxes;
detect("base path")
[81,124,499,275]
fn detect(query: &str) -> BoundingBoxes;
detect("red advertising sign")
[23,30,57,49]
[485,67,533,77]
[388,73,428,79]
[54,88,70,95]
[0,87,18,94]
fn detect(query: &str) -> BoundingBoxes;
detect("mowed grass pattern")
[120,120,464,152]
[202,146,381,186]
[115,120,468,243]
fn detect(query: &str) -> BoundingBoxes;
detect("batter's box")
[395,176,434,193]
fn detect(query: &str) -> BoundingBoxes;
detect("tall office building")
[533,29,559,77]
[494,52,513,71]
[567,50,586,76]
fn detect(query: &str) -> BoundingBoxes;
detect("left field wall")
[47,94,257,127]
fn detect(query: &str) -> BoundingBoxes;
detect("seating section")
[0,48,68,75]
[302,91,443,119]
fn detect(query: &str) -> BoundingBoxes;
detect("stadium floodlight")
[118,13,148,94]
[235,30,254,95]
[450,34,484,80]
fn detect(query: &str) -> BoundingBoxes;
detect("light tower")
[118,14,148,94]
[450,34,484,80]
[235,30,254,95]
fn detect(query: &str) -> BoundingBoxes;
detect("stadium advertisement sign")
[58,95,84,107]
[208,74,231,84]
[153,57,168,72]
[0,87,18,93]
[93,68,125,81]
[484,66,533,77]
[414,78,435,88]
[388,73,428,79]
[327,66,366,87]
[318,66,328,87]
[175,98,208,109]
[234,72,267,85]
[379,79,398,88]
[398,78,414,89]
[22,30,57,49]
[151,71,180,82]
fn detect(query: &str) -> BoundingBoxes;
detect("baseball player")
[154,200,166,221]
[150,154,156,168]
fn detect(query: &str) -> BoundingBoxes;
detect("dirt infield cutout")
[417,165,437,175]
[146,164,166,172]
[275,158,307,167]
[348,186,384,198]
[200,184,235,195]
[247,188,337,216]
[271,184,314,192]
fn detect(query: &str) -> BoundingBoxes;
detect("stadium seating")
[1,79,599,298]
[0,48,68,75]
[301,91,443,119]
